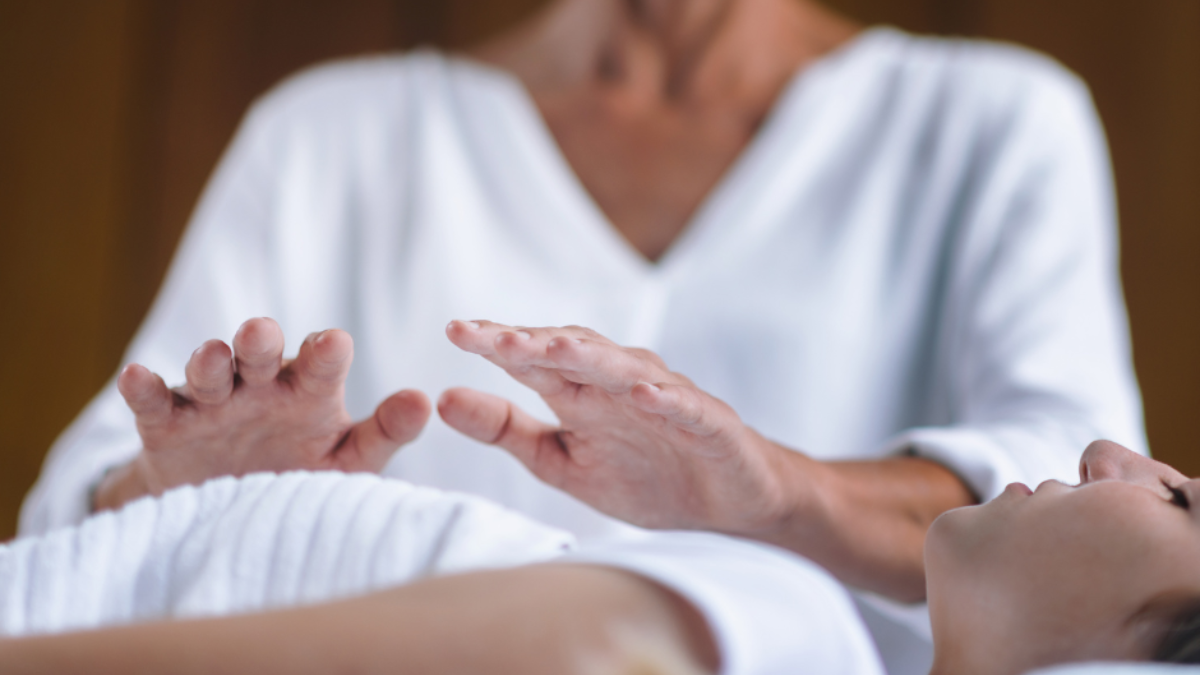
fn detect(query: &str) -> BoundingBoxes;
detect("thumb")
[336,389,431,471]
[437,387,571,487]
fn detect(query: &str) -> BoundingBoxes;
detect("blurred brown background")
[1,0,1197,540]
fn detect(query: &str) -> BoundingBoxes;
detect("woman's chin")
[924,500,1002,593]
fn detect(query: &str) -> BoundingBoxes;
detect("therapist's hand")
[439,320,802,535]
[93,317,431,512]
[441,320,976,603]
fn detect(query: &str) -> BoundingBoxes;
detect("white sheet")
[0,471,573,636]
[0,472,885,675]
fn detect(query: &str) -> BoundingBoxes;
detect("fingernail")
[515,331,532,340]
[639,382,660,392]
[463,321,480,330]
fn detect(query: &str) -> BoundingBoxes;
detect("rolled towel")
[0,471,575,637]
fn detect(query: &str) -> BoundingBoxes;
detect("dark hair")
[1154,600,1200,663]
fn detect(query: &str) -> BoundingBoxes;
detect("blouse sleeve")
[895,62,1146,503]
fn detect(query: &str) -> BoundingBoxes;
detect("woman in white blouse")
[21,0,1145,671]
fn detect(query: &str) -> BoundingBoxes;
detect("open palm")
[439,320,793,533]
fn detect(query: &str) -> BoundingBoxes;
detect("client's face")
[926,441,1200,674]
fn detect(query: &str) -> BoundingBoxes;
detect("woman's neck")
[467,0,861,261]
[473,0,860,107]
[928,607,1024,675]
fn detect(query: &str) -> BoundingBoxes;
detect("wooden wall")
[1,0,1196,539]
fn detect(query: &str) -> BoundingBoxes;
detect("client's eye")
[1166,483,1191,509]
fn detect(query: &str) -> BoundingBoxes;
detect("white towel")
[0,471,575,637]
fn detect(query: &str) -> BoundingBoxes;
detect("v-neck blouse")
[460,26,889,281]
[443,28,893,351]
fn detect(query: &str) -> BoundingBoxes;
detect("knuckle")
[565,325,601,339]
[625,349,668,379]
[675,390,704,424]
[670,370,694,387]
[628,347,664,367]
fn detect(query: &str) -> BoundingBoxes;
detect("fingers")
[375,389,432,445]
[630,381,728,437]
[488,329,668,395]
[184,339,234,405]
[445,320,495,355]
[447,320,663,396]
[286,329,354,397]
[117,363,174,426]
[437,387,570,486]
[445,321,574,396]
[540,338,663,394]
[340,389,432,471]
[446,320,611,357]
[232,317,285,386]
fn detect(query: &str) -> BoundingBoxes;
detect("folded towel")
[0,471,575,637]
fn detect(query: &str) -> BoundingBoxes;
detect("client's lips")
[1003,482,1033,496]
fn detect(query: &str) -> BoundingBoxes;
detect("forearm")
[0,564,717,675]
[750,441,976,603]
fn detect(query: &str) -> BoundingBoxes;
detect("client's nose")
[1079,440,1138,483]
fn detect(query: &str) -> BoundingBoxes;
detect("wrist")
[718,428,837,543]
[756,441,841,544]
[91,457,152,514]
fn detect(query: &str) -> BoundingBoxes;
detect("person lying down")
[1,439,1199,675]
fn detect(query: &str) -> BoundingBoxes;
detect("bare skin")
[927,442,1200,675]
[93,0,975,603]
[470,0,860,261]
[0,565,718,675]
[93,318,431,511]
[441,320,973,602]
